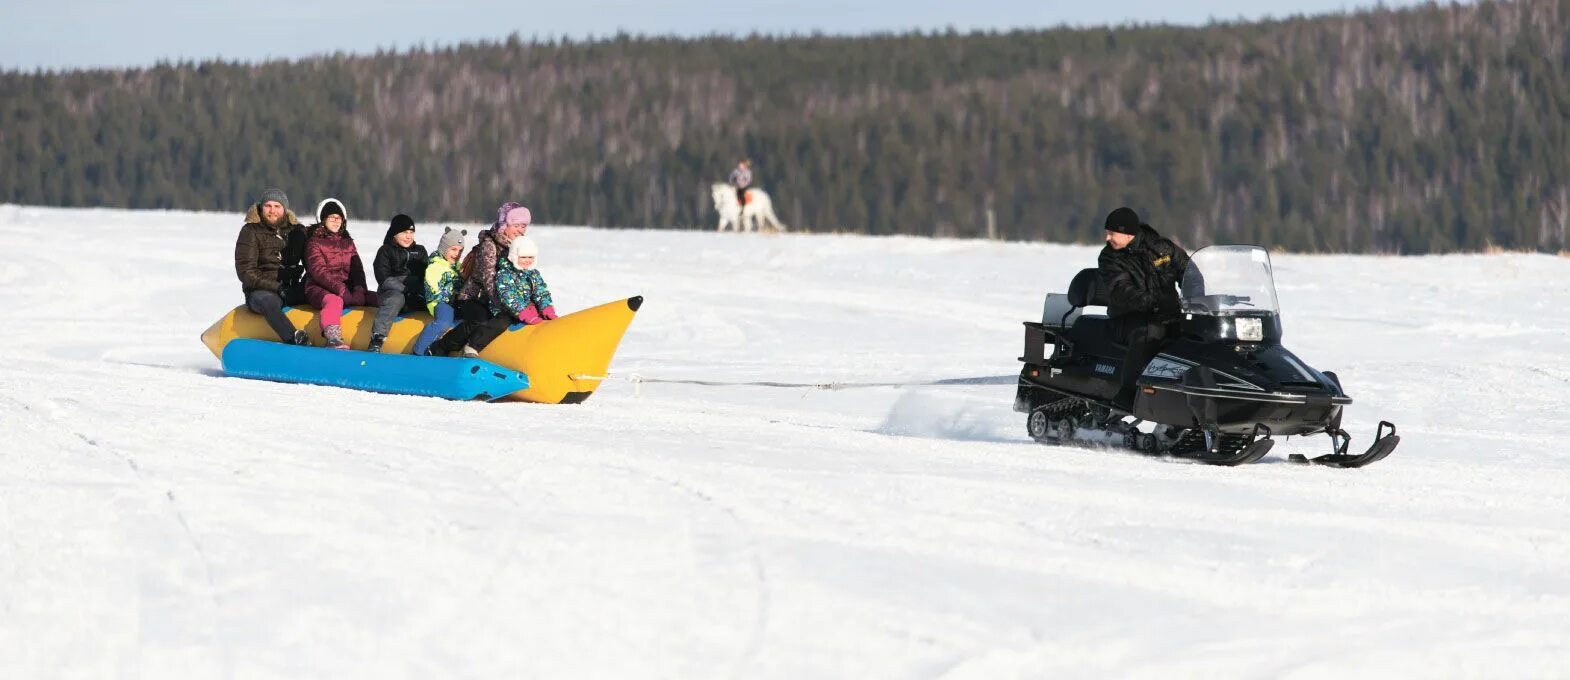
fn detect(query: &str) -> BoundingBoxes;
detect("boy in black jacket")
[369,214,429,352]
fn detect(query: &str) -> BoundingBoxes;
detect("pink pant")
[314,289,378,327]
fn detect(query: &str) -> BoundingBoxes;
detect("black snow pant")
[467,314,515,352]
[1113,313,1171,400]
[373,277,412,338]
[245,283,307,342]
[430,299,506,354]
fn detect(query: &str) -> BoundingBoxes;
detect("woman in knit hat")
[428,231,556,357]
[303,198,378,349]
[413,227,467,356]
[460,235,557,355]
[436,201,531,356]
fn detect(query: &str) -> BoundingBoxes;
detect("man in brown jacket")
[234,187,310,344]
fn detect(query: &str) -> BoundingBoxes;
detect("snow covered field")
[3,204,1569,678]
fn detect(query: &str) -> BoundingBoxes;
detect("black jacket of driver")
[1097,224,1191,319]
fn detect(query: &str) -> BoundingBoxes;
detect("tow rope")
[569,373,1016,397]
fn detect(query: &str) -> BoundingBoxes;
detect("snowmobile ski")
[1192,437,1274,466]
[1288,421,1401,469]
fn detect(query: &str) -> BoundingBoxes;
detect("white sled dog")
[712,183,786,233]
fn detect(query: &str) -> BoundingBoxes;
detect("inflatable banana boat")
[201,296,642,404]
[223,339,531,401]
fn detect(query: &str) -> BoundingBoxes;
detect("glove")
[541,305,558,320]
[517,307,543,325]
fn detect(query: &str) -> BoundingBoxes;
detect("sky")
[2,0,1439,72]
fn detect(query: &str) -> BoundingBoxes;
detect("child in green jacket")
[414,227,466,356]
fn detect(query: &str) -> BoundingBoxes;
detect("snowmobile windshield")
[1180,246,1281,316]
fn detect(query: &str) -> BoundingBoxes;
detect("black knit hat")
[385,214,416,245]
[319,200,344,223]
[1104,207,1141,235]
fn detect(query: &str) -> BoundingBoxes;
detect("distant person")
[414,227,466,356]
[728,158,753,206]
[303,198,377,349]
[368,214,428,352]
[441,201,529,356]
[233,187,309,345]
[1098,206,1191,410]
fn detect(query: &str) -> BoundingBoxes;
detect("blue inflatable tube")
[221,339,530,401]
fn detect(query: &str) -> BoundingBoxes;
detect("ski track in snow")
[3,204,1570,677]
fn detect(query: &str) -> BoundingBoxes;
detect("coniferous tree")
[0,0,1565,253]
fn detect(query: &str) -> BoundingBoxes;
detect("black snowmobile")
[1014,245,1399,467]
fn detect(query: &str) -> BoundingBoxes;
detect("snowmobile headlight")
[1235,317,1264,342]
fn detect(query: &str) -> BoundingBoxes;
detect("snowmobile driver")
[1097,206,1191,411]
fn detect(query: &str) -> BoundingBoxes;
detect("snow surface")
[2,204,1569,678]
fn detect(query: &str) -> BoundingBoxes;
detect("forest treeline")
[1,0,1566,253]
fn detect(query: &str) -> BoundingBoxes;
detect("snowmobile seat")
[1065,315,1122,353]
[1066,268,1109,308]
[1063,269,1122,353]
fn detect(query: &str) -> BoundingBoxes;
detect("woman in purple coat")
[303,198,378,348]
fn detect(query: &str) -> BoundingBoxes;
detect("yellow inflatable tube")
[201,296,642,404]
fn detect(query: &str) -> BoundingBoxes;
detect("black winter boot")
[367,334,386,353]
[424,329,458,356]
[291,329,309,346]
[426,320,475,357]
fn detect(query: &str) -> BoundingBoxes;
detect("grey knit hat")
[437,227,466,255]
[257,187,289,211]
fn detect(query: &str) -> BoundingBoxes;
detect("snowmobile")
[1014,245,1399,467]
